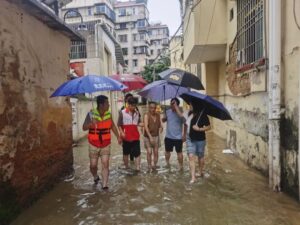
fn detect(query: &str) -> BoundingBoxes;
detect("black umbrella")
[180,91,232,121]
[159,68,205,90]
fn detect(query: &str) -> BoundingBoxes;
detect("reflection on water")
[12,132,300,225]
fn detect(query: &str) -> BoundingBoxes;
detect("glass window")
[119,8,126,16]
[137,19,145,27]
[118,34,128,42]
[96,5,105,14]
[122,48,128,55]
[88,7,92,16]
[133,59,138,67]
[119,23,127,29]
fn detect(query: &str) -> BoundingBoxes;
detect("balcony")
[183,0,227,64]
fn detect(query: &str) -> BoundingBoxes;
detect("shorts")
[186,138,206,158]
[123,140,141,158]
[89,144,111,158]
[144,136,161,148]
[164,137,183,153]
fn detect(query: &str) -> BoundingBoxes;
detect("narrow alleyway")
[12,131,300,225]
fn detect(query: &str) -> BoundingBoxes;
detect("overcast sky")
[147,0,181,36]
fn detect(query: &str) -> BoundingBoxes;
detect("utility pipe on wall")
[268,0,282,191]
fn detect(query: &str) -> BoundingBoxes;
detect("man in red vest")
[83,95,122,190]
[118,97,143,171]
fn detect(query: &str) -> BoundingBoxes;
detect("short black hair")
[149,101,157,106]
[96,95,108,108]
[125,93,133,101]
[127,97,138,105]
[171,97,180,105]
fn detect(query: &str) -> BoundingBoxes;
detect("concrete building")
[148,23,170,65]
[60,0,126,141]
[0,0,82,223]
[114,0,150,74]
[180,0,300,199]
[170,35,185,70]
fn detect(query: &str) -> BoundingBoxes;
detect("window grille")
[70,41,87,59]
[237,0,264,66]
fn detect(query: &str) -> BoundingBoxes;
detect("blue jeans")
[186,138,206,158]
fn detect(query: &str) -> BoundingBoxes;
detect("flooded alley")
[12,132,300,225]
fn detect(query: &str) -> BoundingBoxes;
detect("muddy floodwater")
[12,131,300,225]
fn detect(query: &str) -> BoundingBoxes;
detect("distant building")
[114,0,150,74]
[148,23,169,65]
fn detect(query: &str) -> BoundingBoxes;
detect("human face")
[170,100,177,110]
[128,104,136,113]
[149,103,156,114]
[100,99,110,112]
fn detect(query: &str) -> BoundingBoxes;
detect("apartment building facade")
[180,0,300,199]
[148,23,170,64]
[114,0,150,74]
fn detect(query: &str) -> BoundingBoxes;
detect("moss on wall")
[0,181,20,225]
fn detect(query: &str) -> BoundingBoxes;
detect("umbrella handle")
[196,109,205,125]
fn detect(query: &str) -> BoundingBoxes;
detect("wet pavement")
[12,131,300,225]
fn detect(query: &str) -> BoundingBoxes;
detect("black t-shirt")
[189,112,210,141]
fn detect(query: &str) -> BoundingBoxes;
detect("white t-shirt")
[183,110,193,135]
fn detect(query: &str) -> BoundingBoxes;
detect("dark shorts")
[123,140,141,157]
[164,137,183,153]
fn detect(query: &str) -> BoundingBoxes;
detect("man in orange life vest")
[118,97,143,171]
[83,95,122,189]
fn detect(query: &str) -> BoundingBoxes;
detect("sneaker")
[94,176,100,184]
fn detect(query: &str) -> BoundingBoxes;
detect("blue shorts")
[186,138,206,158]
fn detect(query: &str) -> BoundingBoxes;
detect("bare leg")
[177,152,183,170]
[89,155,99,178]
[198,157,205,176]
[165,151,171,167]
[188,153,196,183]
[135,155,141,171]
[101,155,110,188]
[153,146,159,168]
[123,154,129,169]
[146,147,152,170]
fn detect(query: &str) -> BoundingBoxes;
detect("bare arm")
[82,112,96,131]
[144,114,152,139]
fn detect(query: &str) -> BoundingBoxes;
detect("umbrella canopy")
[138,80,189,102]
[50,75,127,97]
[111,74,147,92]
[159,68,205,90]
[180,91,232,120]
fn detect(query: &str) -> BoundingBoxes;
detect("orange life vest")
[88,109,112,148]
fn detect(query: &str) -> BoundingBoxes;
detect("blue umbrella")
[137,80,189,102]
[50,75,127,97]
[180,91,232,120]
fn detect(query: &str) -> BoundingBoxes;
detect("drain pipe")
[268,0,282,191]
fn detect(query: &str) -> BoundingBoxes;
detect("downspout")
[268,0,282,191]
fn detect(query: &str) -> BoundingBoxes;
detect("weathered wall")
[0,1,73,222]
[280,0,300,197]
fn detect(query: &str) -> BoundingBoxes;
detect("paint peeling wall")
[0,0,73,220]
[280,0,300,197]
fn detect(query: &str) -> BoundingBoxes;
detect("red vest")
[88,109,112,148]
[121,108,140,141]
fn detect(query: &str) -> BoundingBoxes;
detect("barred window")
[237,0,264,66]
[70,41,87,59]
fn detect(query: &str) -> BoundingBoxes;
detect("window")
[132,7,136,15]
[118,34,127,43]
[88,7,92,16]
[124,60,128,66]
[119,23,127,29]
[133,34,138,41]
[133,59,138,67]
[96,5,105,14]
[119,8,126,16]
[140,34,145,40]
[122,48,128,56]
[157,49,161,55]
[70,41,87,59]
[150,50,154,55]
[237,0,263,66]
[137,19,145,28]
[148,30,152,35]
[65,10,79,18]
